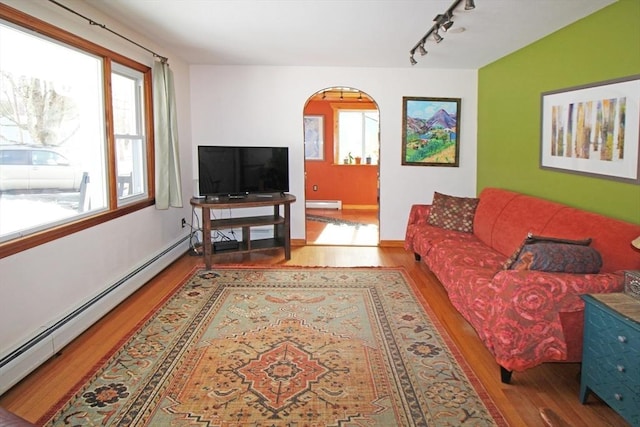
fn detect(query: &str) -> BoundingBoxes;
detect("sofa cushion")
[427,192,479,233]
[473,188,640,273]
[509,242,603,273]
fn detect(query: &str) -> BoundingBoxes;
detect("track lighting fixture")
[440,21,454,32]
[409,0,476,66]
[435,12,454,32]
[440,14,454,32]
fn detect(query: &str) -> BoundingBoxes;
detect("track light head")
[435,12,454,32]
[418,44,428,56]
[433,31,443,43]
[409,53,417,65]
[440,20,454,32]
[464,0,475,10]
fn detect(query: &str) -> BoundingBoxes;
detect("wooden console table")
[190,194,296,269]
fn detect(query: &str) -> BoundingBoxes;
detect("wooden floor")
[0,246,629,426]
[306,208,379,246]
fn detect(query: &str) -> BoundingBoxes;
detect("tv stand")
[190,194,296,269]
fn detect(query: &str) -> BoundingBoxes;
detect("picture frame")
[540,75,640,184]
[304,115,324,160]
[402,97,461,166]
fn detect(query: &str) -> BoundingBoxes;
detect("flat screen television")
[198,145,289,198]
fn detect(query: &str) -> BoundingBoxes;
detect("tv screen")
[198,146,289,197]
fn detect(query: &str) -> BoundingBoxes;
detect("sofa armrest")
[483,270,624,371]
[404,204,431,253]
[407,204,431,226]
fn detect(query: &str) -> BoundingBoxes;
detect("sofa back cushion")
[473,188,640,273]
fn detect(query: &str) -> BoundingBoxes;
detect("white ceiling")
[85,0,616,69]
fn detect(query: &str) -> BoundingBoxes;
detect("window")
[0,5,154,257]
[336,109,379,164]
[112,65,148,204]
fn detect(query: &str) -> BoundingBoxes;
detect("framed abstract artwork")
[540,75,640,183]
[402,97,461,166]
[304,115,324,160]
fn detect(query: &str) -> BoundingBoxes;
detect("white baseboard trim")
[0,235,190,396]
[305,200,342,210]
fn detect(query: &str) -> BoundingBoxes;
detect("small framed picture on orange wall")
[304,115,324,160]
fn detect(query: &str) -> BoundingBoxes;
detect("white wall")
[190,66,478,241]
[0,0,193,392]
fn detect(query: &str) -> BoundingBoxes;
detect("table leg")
[202,206,212,269]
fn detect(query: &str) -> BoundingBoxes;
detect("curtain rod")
[48,0,169,63]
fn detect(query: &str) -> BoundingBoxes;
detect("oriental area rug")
[41,267,506,426]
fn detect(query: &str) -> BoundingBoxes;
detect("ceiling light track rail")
[48,0,169,63]
[409,0,475,65]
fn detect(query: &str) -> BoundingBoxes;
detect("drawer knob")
[617,335,627,343]
[614,393,623,401]
[616,365,625,373]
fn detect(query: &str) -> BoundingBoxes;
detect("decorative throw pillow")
[427,192,479,233]
[509,242,602,273]
[502,233,592,270]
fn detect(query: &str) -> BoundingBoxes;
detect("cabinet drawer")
[583,355,639,391]
[584,302,640,353]
[582,374,640,427]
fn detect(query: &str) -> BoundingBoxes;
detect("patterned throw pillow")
[503,233,599,273]
[427,192,479,233]
[502,233,592,270]
[509,242,602,273]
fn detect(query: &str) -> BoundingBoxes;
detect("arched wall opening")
[303,86,380,246]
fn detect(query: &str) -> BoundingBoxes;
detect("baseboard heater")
[0,235,190,396]
[305,200,342,210]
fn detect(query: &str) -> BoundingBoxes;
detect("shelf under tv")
[190,194,296,269]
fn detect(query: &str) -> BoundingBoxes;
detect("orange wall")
[304,100,378,206]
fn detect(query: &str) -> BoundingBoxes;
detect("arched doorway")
[303,87,380,246]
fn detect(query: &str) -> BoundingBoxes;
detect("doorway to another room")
[303,87,380,246]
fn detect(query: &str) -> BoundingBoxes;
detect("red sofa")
[405,187,640,383]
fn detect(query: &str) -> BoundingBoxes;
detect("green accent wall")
[478,0,640,224]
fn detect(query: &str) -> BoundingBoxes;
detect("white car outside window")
[0,146,84,192]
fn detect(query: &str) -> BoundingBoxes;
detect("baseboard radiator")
[305,200,342,210]
[0,235,190,395]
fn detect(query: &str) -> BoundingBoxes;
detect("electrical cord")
[187,206,203,256]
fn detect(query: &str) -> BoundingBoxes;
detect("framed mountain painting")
[402,97,461,166]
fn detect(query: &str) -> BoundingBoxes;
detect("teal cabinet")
[580,293,640,427]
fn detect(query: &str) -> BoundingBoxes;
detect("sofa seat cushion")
[407,223,478,258]
[425,238,506,342]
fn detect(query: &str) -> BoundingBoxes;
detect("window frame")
[0,4,155,259]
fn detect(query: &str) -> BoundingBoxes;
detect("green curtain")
[153,61,183,209]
